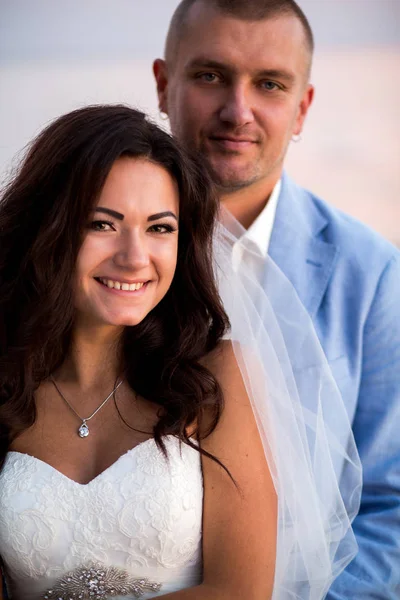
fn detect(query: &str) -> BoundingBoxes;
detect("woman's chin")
[104,312,148,328]
[75,311,147,330]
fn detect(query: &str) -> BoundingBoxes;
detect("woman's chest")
[9,390,160,485]
[0,437,203,599]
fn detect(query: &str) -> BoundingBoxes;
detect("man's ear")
[293,84,314,136]
[153,59,169,114]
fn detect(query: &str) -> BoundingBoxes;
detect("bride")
[0,105,360,600]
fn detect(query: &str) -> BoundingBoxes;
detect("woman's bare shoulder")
[200,339,239,380]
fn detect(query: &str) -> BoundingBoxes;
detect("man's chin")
[203,153,254,185]
[210,166,260,192]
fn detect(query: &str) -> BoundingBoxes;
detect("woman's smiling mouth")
[95,277,149,292]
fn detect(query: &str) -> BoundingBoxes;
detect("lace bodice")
[0,436,203,599]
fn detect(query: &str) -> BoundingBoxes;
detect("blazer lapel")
[268,174,339,318]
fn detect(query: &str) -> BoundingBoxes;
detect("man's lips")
[208,136,258,151]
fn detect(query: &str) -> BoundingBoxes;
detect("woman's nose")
[113,231,150,270]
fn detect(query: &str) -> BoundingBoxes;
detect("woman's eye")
[149,223,176,234]
[89,220,114,232]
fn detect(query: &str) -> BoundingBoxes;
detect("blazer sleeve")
[327,254,400,599]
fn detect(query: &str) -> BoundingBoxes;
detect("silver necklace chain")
[50,376,123,438]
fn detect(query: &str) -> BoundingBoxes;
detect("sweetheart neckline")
[6,435,181,487]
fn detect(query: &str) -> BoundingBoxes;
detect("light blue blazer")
[269,174,400,599]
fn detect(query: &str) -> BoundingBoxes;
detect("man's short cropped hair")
[165,0,314,66]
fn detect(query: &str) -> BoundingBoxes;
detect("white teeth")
[98,278,145,292]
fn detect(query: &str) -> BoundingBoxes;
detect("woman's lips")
[95,277,150,295]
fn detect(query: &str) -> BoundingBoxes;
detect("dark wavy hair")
[0,104,230,471]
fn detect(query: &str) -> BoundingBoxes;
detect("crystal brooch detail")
[42,562,162,599]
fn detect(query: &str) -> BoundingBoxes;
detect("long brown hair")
[0,105,229,469]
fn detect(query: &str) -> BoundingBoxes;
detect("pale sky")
[1,0,399,63]
[1,0,399,242]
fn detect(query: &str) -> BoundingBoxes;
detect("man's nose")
[113,231,150,269]
[219,83,254,127]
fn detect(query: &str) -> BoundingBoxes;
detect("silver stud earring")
[292,134,302,143]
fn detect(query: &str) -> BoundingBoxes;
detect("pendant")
[78,421,89,438]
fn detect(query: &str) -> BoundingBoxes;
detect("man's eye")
[89,220,114,231]
[198,73,219,83]
[148,223,176,234]
[261,81,280,91]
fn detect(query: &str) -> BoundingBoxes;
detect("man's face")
[154,3,314,192]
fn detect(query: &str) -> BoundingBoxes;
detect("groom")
[153,0,400,598]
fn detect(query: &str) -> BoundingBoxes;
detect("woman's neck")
[55,323,124,392]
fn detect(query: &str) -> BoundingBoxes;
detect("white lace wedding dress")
[0,436,203,600]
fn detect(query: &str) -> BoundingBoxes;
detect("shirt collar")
[242,179,281,258]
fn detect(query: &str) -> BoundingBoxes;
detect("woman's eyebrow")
[95,207,124,220]
[148,211,178,222]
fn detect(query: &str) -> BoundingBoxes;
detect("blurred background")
[1,0,399,243]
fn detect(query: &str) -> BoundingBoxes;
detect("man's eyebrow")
[257,69,295,84]
[95,207,124,220]
[147,211,178,222]
[186,58,230,72]
[186,58,295,83]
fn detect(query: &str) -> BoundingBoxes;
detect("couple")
[0,0,399,598]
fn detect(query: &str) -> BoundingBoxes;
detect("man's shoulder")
[294,181,399,269]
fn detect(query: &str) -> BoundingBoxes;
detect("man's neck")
[220,175,280,229]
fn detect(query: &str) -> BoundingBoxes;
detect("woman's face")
[74,157,179,329]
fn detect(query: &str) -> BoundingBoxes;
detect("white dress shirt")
[232,179,281,278]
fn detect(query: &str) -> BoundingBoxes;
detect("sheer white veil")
[213,208,362,599]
